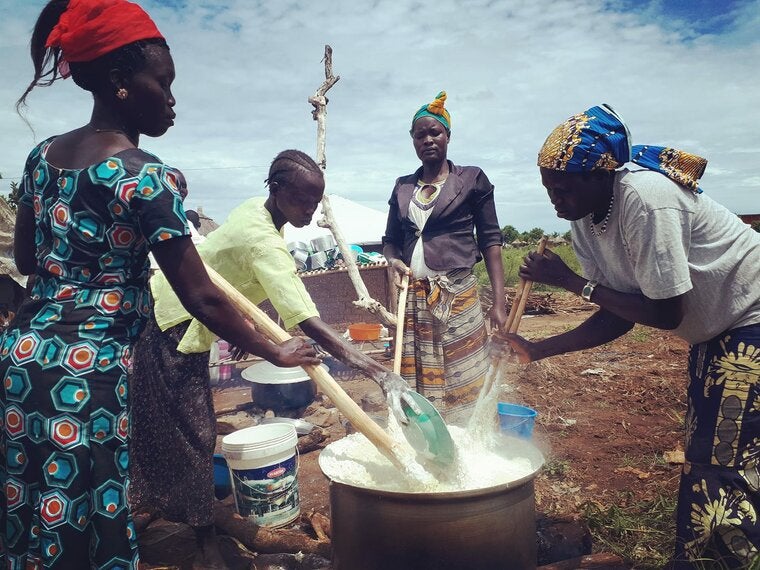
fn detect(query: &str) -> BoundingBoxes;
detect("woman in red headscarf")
[1,1,319,568]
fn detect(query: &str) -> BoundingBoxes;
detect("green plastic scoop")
[401,391,457,467]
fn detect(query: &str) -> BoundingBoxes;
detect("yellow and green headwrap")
[412,91,451,132]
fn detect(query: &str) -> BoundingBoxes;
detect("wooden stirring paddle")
[477,236,549,402]
[393,273,410,375]
[202,263,406,470]
[505,236,548,334]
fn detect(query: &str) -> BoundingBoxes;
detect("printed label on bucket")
[230,454,299,527]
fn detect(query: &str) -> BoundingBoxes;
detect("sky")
[0,0,758,235]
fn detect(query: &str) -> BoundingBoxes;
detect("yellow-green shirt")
[150,197,319,354]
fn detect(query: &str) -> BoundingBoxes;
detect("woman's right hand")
[271,337,322,368]
[390,259,412,288]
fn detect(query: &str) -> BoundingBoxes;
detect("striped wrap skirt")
[399,269,489,425]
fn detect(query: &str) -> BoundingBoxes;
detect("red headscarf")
[45,0,164,63]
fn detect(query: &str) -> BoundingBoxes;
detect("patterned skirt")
[675,323,760,568]
[129,316,216,527]
[400,269,489,425]
[1,298,138,569]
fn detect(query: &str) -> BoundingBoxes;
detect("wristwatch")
[581,280,598,302]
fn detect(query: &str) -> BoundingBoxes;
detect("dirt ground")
[514,302,687,521]
[207,291,689,567]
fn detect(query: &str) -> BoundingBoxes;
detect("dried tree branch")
[308,45,397,326]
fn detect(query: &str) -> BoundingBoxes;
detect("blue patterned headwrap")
[537,104,707,193]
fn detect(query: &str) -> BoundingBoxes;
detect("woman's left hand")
[519,248,575,288]
[488,303,508,332]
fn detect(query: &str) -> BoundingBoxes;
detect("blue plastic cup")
[497,403,537,439]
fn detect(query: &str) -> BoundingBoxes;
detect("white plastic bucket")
[221,423,300,528]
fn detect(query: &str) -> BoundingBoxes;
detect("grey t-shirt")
[572,168,760,345]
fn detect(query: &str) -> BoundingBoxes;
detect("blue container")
[213,454,232,500]
[497,403,537,439]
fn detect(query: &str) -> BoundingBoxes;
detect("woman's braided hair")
[266,150,323,188]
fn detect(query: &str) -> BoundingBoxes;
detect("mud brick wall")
[257,264,394,328]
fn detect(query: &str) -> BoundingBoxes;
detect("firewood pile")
[138,506,626,569]
[480,286,596,319]
[480,286,557,317]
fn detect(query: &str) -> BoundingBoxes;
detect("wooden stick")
[507,236,548,334]
[317,195,397,326]
[202,263,405,469]
[475,237,549,408]
[503,279,526,334]
[308,45,340,171]
[537,553,626,569]
[307,45,396,327]
[393,274,409,375]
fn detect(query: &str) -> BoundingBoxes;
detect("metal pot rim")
[242,361,328,384]
[318,435,544,500]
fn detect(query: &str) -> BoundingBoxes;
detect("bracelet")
[581,280,598,302]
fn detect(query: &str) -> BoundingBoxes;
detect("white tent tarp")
[0,197,26,287]
[283,194,387,247]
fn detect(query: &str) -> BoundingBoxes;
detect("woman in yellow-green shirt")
[129,150,412,567]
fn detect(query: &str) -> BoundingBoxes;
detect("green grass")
[629,325,653,343]
[473,243,582,290]
[581,492,677,569]
[543,459,571,477]
[618,452,669,470]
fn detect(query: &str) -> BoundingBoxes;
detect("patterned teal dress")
[0,138,189,569]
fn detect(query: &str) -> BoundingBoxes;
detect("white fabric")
[283,194,387,246]
[572,168,760,344]
[408,183,443,279]
[189,224,205,245]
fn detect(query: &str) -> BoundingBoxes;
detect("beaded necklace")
[588,193,615,237]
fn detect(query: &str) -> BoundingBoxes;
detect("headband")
[45,0,164,64]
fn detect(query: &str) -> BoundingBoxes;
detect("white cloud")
[1,0,759,235]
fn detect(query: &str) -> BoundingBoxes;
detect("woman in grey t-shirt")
[504,104,760,568]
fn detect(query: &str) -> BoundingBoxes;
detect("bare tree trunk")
[309,45,397,327]
[308,45,338,171]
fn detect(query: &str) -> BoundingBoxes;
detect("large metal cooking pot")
[241,361,328,411]
[310,234,336,253]
[307,251,329,270]
[287,241,310,254]
[319,435,543,570]
[291,249,309,271]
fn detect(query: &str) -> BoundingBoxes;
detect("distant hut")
[0,197,27,313]
[547,236,568,247]
[195,206,219,236]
